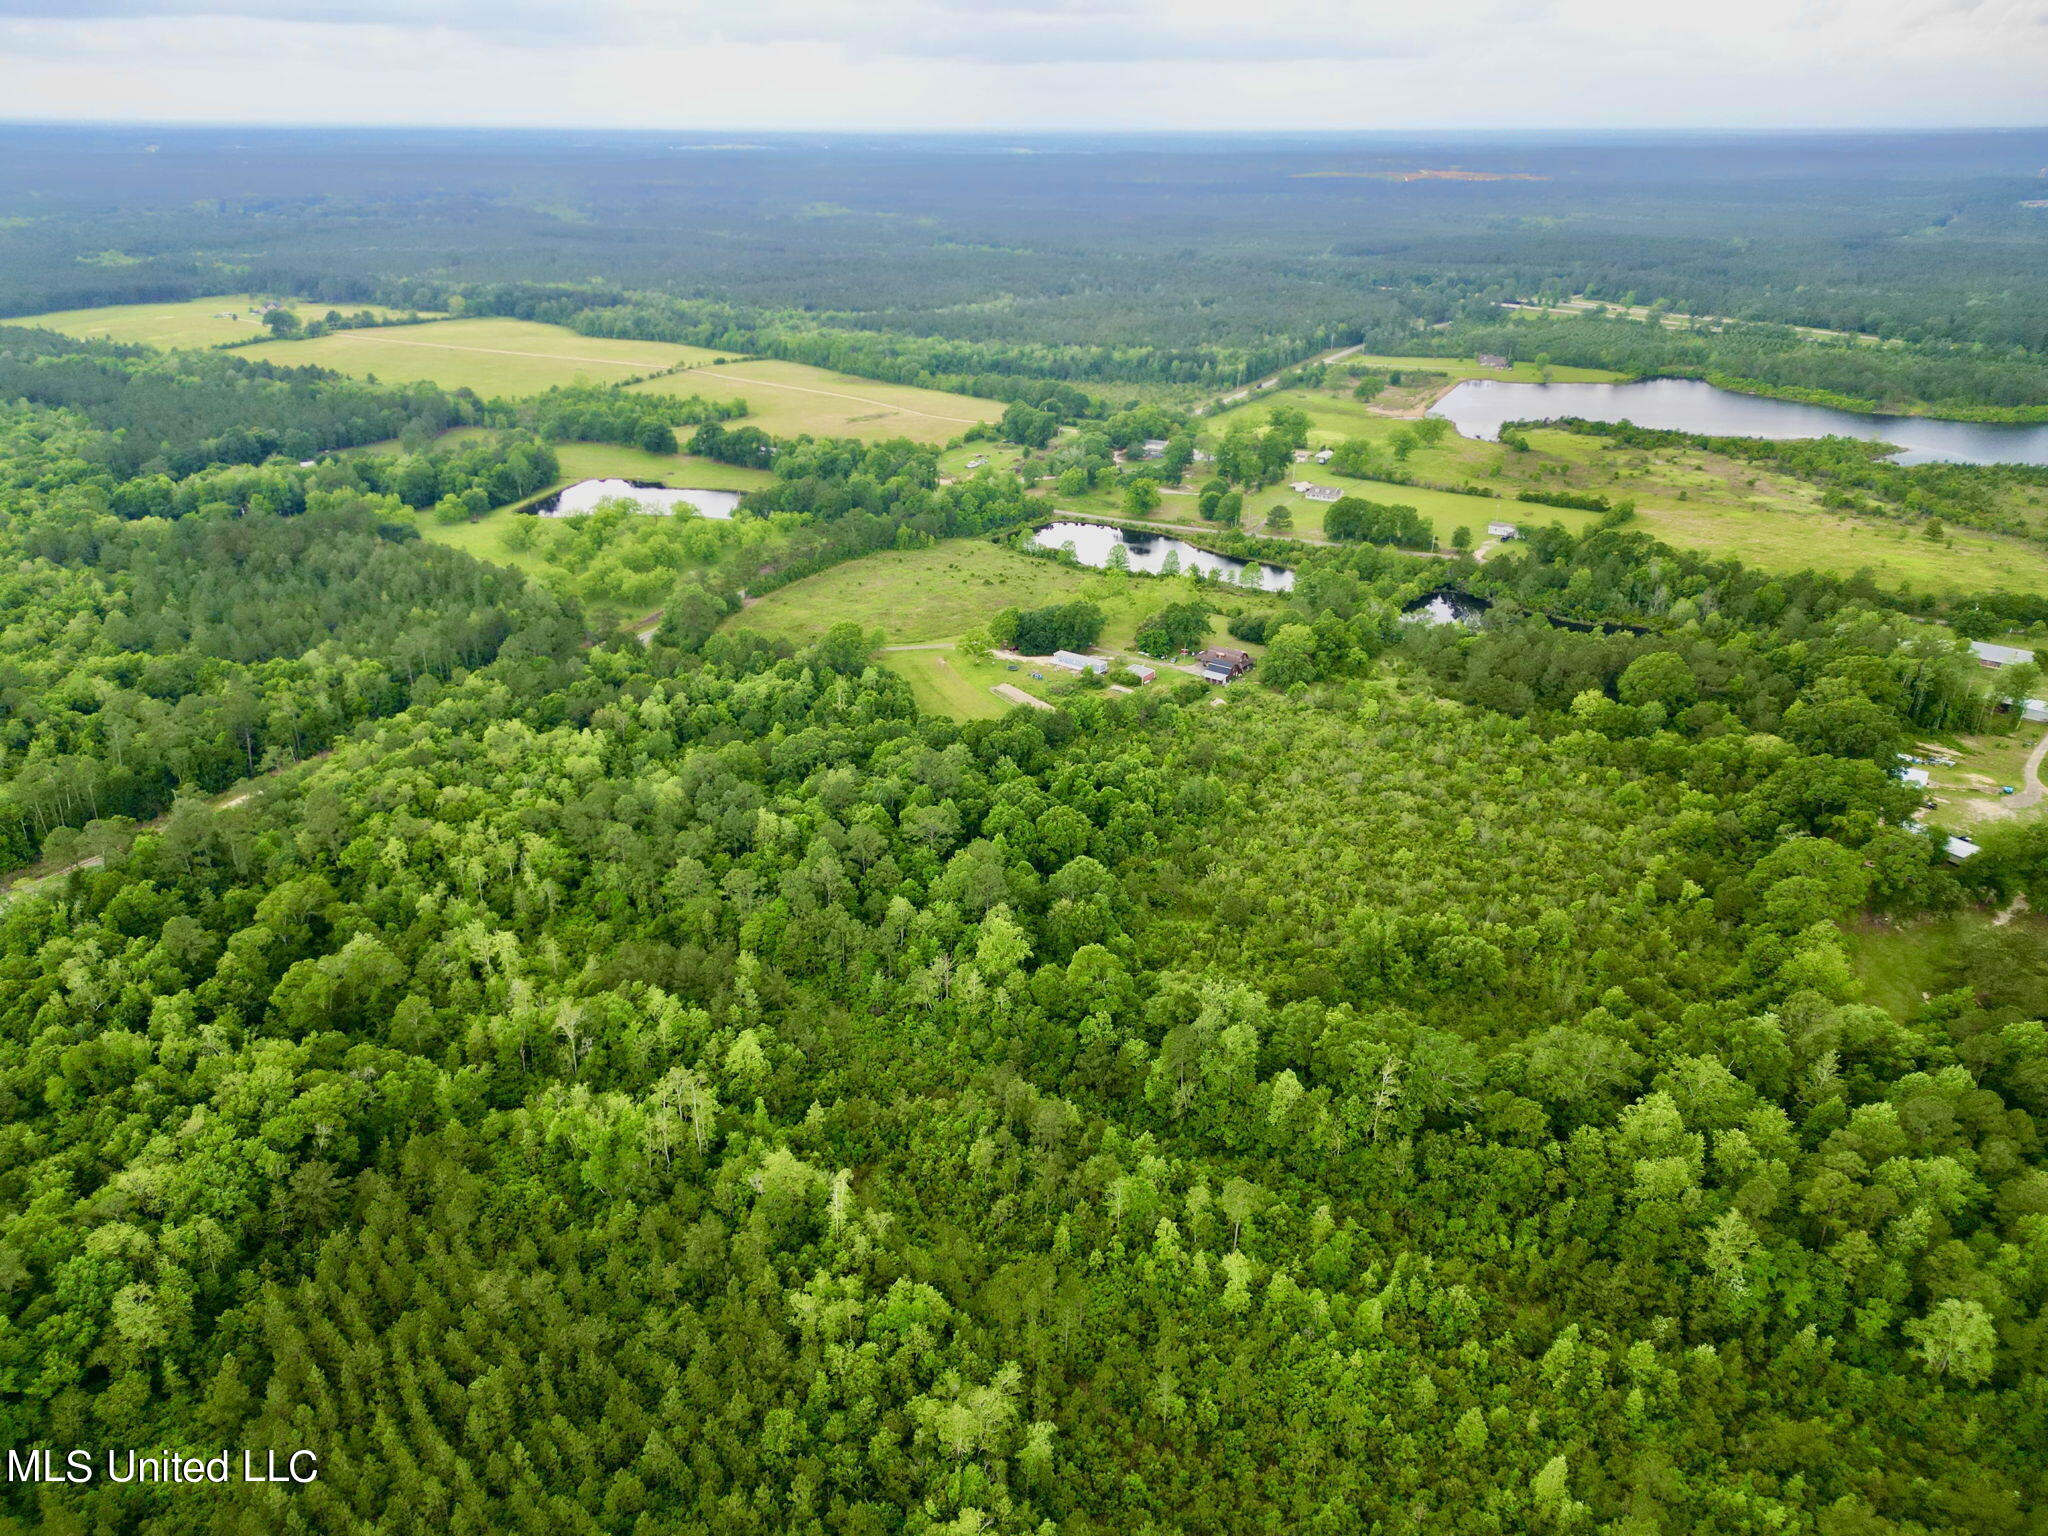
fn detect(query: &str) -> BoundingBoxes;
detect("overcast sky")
[1,0,2043,130]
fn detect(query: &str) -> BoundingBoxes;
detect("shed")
[1477,354,1510,369]
[2026,698,2048,724]
[1971,640,2036,668]
[1898,766,1931,788]
[1487,521,1520,539]
[1140,439,1169,459]
[1945,836,1981,863]
[1126,664,1156,683]
[1051,649,1107,675]
[1314,449,1334,464]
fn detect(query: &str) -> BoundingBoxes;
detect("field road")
[992,683,1055,711]
[2012,727,2048,810]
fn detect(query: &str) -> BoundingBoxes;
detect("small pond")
[527,479,743,518]
[1033,521,1294,592]
[1430,378,2048,467]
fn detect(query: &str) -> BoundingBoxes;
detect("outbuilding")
[1945,836,1981,863]
[1487,521,1520,539]
[1971,640,2036,669]
[1051,649,1108,675]
[1126,664,1157,683]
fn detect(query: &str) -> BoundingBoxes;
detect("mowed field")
[634,360,1002,444]
[14,293,434,349]
[239,318,734,395]
[731,537,1283,654]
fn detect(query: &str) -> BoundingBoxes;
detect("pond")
[1430,378,2048,466]
[1032,521,1294,592]
[527,479,743,518]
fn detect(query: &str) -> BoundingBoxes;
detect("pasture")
[14,293,434,350]
[634,360,1002,444]
[239,318,733,395]
[728,537,1282,656]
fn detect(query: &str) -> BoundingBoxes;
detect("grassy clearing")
[416,451,775,579]
[879,649,1039,720]
[1843,916,1961,1019]
[633,360,1001,444]
[1918,727,2048,830]
[729,538,1284,654]
[239,318,732,396]
[13,294,435,350]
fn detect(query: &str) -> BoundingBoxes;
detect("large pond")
[1430,378,2048,467]
[527,479,742,518]
[1033,521,1294,592]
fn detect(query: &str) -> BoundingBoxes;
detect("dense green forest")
[2,123,2047,1536]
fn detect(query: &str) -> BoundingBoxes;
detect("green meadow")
[14,293,435,350]
[634,360,1002,444]
[240,317,733,395]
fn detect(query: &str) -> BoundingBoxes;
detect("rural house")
[1487,521,1520,539]
[1290,481,1340,502]
[1477,354,1510,369]
[1197,646,1254,682]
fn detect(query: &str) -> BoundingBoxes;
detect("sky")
[1,0,2043,131]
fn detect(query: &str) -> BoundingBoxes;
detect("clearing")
[633,360,1002,444]
[239,317,733,395]
[13,293,436,350]
[729,537,1282,656]
[418,450,775,580]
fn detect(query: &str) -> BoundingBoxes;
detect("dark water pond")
[1431,378,2048,467]
[1033,521,1295,592]
[528,479,742,518]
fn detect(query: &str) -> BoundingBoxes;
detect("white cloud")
[0,0,2040,127]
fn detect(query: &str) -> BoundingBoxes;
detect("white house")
[1898,766,1931,788]
[1301,484,1340,503]
[1051,650,1107,675]
[2026,698,2048,724]
[1314,449,1334,464]
[1487,521,1520,539]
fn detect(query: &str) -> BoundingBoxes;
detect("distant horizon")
[4,0,2041,135]
[2,121,2043,139]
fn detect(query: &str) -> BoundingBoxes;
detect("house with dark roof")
[1197,646,1254,682]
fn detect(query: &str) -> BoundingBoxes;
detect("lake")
[1033,521,1295,591]
[1431,378,2048,466]
[527,479,743,518]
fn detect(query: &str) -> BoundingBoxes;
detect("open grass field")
[14,294,438,350]
[729,537,1283,656]
[1843,915,1965,1019]
[634,360,1001,444]
[239,318,733,396]
[880,649,1044,720]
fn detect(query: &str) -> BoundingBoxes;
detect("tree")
[1000,402,1058,449]
[1123,480,1162,518]
[1617,651,1698,710]
[1905,1298,1997,1384]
